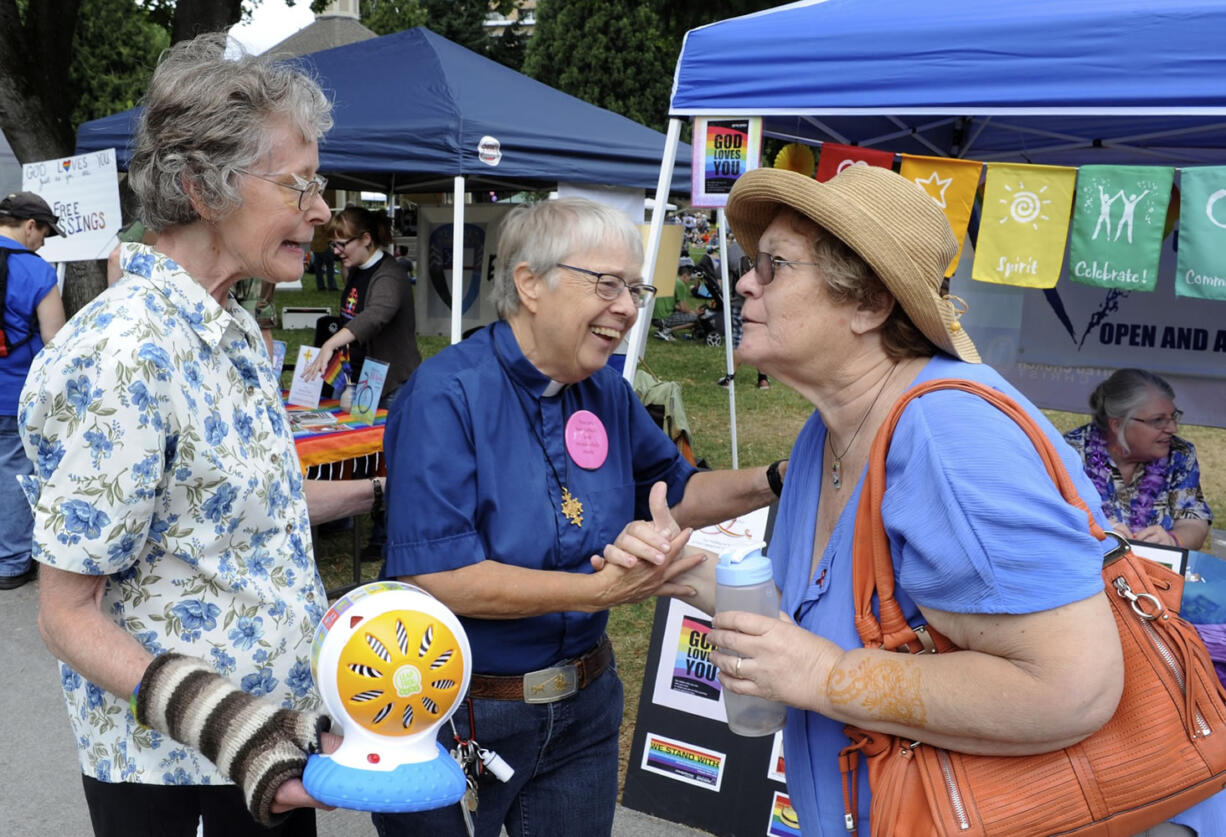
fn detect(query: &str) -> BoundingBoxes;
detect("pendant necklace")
[827,363,896,489]
[492,340,584,527]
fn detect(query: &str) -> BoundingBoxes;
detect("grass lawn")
[277,281,1226,797]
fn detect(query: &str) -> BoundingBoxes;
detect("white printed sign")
[21,148,121,263]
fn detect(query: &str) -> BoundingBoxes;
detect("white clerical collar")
[358,250,384,270]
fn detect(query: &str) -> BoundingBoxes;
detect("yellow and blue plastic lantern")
[304,581,471,811]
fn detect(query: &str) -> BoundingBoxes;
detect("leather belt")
[468,635,613,704]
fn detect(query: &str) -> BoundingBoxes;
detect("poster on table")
[690,117,762,208]
[415,204,511,338]
[22,148,122,263]
[623,504,785,837]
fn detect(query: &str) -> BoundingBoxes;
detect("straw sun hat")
[725,165,980,363]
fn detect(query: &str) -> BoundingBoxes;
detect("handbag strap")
[851,378,1106,650]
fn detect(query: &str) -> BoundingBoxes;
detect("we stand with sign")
[22,149,121,263]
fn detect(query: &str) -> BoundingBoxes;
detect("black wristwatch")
[766,459,785,498]
[371,477,385,515]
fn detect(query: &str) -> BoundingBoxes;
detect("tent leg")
[451,176,465,344]
[623,117,683,385]
[716,207,738,470]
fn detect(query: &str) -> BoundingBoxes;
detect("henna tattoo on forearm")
[826,656,927,726]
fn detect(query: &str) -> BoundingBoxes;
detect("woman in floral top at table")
[1064,368,1213,549]
[18,34,378,837]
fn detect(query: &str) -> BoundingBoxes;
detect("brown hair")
[330,205,393,249]
[780,209,936,360]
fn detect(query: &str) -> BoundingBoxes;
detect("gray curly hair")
[490,198,643,318]
[129,33,333,231]
[1089,368,1176,453]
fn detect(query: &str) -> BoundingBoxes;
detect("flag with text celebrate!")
[898,155,983,277]
[1068,165,1173,292]
[814,142,894,182]
[972,163,1077,288]
[1175,166,1226,301]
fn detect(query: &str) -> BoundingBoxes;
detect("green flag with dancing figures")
[1068,165,1173,291]
[1177,166,1226,301]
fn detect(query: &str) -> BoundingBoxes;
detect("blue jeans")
[372,664,623,837]
[0,414,33,578]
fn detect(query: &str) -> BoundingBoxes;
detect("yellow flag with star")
[972,162,1077,288]
[899,155,983,276]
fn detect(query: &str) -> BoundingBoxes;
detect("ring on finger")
[734,657,743,678]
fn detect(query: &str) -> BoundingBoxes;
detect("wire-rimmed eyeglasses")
[1129,409,1183,430]
[556,263,657,309]
[239,169,327,211]
[750,251,823,286]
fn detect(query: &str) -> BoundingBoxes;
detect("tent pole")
[451,176,465,344]
[623,117,683,385]
[716,208,738,470]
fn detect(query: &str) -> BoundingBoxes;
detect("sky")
[229,0,316,55]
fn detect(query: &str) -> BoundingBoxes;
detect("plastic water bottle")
[715,543,787,737]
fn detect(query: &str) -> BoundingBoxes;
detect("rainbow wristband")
[1171,532,1183,548]
[129,680,141,724]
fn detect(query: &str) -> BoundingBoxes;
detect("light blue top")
[771,355,1122,834]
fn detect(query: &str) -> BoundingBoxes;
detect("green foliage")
[358,0,426,36]
[523,0,673,131]
[70,0,170,126]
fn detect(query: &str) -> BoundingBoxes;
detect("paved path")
[0,574,707,837]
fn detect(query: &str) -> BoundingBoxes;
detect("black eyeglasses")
[750,251,823,286]
[329,237,356,252]
[239,169,327,211]
[1129,409,1183,430]
[556,263,657,308]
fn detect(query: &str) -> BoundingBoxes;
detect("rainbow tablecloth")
[288,399,387,474]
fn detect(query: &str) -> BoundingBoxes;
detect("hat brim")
[726,167,979,363]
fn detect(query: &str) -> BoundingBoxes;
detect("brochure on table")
[350,358,388,425]
[287,345,324,408]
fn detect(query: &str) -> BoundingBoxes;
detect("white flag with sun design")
[972,162,1077,288]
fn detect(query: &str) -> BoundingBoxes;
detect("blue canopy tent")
[627,0,1226,434]
[76,27,691,340]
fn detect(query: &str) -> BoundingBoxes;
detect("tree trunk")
[62,261,107,320]
[0,0,83,160]
[171,0,244,44]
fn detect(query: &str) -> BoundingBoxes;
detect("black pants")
[81,775,317,837]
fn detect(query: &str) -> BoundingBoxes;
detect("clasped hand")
[589,481,699,604]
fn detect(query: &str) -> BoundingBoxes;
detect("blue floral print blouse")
[18,244,326,786]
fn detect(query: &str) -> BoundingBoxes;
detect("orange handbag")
[839,379,1226,836]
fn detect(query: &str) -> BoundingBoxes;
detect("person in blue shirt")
[0,190,66,590]
[607,166,1220,835]
[377,197,781,837]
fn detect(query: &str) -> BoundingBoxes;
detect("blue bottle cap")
[715,542,772,586]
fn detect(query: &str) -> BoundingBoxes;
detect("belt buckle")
[523,663,578,704]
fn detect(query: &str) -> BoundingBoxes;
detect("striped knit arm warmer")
[136,653,331,827]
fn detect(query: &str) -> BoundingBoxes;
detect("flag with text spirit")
[898,154,983,277]
[1068,165,1173,292]
[972,162,1077,288]
[1175,166,1226,301]
[814,142,894,182]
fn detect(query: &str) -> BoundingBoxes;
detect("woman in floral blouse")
[1064,368,1212,549]
[18,34,377,837]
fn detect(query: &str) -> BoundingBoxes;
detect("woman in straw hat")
[601,165,1226,834]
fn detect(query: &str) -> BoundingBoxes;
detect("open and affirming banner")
[814,141,893,182]
[898,154,983,277]
[690,116,762,208]
[1175,166,1226,301]
[972,162,1077,288]
[1068,165,1173,292]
